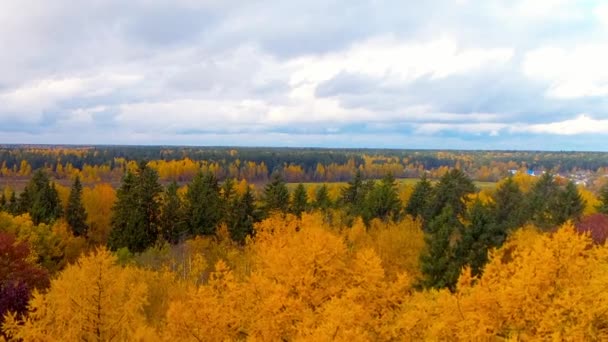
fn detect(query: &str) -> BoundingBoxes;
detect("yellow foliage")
[82,183,116,245]
[3,248,152,341]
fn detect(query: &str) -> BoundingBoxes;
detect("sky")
[1,0,608,150]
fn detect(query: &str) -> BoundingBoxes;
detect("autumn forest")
[2,146,608,340]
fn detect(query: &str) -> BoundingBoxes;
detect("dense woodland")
[3,146,608,185]
[3,147,608,340]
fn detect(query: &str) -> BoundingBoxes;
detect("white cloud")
[515,114,608,135]
[288,36,513,87]
[0,73,142,121]
[523,45,608,99]
[415,122,508,135]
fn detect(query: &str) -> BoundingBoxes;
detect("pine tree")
[160,181,185,244]
[19,170,62,225]
[419,205,462,290]
[7,191,18,215]
[596,183,608,214]
[185,172,221,236]
[405,174,433,221]
[262,173,289,215]
[227,186,257,244]
[340,170,366,206]
[455,200,504,277]
[363,173,401,223]
[552,181,585,225]
[491,176,526,230]
[313,184,332,211]
[0,192,6,211]
[65,176,88,237]
[290,184,308,218]
[221,178,237,203]
[108,162,162,253]
[528,172,560,229]
[428,169,476,223]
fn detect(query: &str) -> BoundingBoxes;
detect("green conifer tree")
[262,173,289,215]
[108,162,162,253]
[528,172,560,229]
[363,173,401,223]
[290,184,308,218]
[227,186,257,244]
[596,183,608,214]
[20,170,62,225]
[428,168,476,223]
[65,176,88,237]
[552,181,585,225]
[313,184,332,211]
[405,174,433,221]
[185,172,222,236]
[419,205,462,290]
[160,181,185,244]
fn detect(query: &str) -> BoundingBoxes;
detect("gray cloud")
[0,0,607,149]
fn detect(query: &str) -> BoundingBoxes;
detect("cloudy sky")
[1,0,608,150]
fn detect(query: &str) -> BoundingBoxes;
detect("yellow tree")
[3,248,154,341]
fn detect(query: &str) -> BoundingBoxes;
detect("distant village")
[509,169,595,187]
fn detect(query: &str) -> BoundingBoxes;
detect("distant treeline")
[1,146,608,183]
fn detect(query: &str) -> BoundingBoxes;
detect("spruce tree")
[185,172,222,236]
[596,183,608,214]
[341,169,365,205]
[290,184,308,218]
[340,170,372,218]
[0,193,6,211]
[262,173,289,215]
[20,170,62,225]
[455,200,504,277]
[491,176,526,230]
[552,181,585,225]
[363,173,401,223]
[405,174,433,221]
[314,184,332,211]
[528,172,560,229]
[227,186,257,244]
[160,181,185,244]
[428,169,476,222]
[108,162,162,253]
[8,191,17,215]
[65,176,88,237]
[419,205,462,290]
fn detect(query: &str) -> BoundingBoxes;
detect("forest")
[2,146,608,340]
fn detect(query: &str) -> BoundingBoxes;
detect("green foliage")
[108,163,162,253]
[363,173,402,223]
[65,176,88,237]
[405,174,432,220]
[419,205,461,290]
[553,181,585,225]
[455,200,504,277]
[528,173,560,229]
[290,184,308,218]
[313,184,332,211]
[18,170,62,225]
[0,193,6,211]
[596,183,608,215]
[227,186,257,244]
[427,169,476,228]
[185,172,222,236]
[160,181,185,244]
[491,176,526,229]
[262,173,290,215]
[340,170,373,219]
